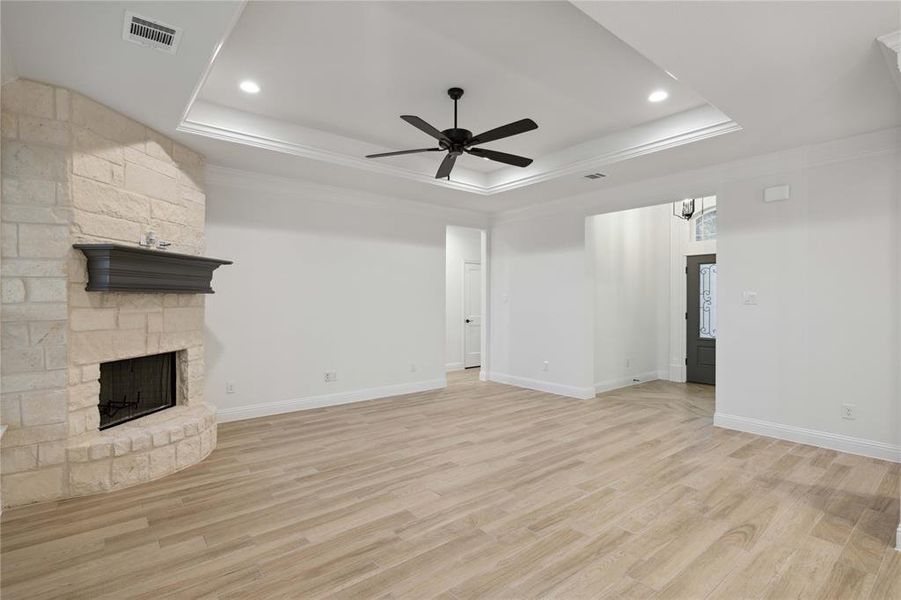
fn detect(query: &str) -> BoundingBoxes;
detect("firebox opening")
[99,351,177,430]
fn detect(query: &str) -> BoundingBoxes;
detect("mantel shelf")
[74,244,233,294]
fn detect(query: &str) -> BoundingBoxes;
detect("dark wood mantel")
[74,244,233,293]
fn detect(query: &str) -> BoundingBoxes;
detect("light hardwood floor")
[2,370,899,599]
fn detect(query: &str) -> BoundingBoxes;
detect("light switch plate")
[742,291,758,305]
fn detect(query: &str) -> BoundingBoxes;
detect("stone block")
[151,429,169,447]
[67,444,90,463]
[18,116,69,146]
[168,426,185,443]
[1,444,38,473]
[55,89,69,121]
[81,363,100,382]
[44,344,67,370]
[71,93,145,145]
[72,125,123,165]
[162,307,203,332]
[70,308,117,331]
[2,111,17,138]
[39,440,66,466]
[0,394,22,427]
[68,381,100,410]
[17,223,69,258]
[145,128,173,162]
[117,311,146,330]
[2,223,17,257]
[2,466,65,505]
[112,437,130,456]
[1,80,55,119]
[149,445,175,478]
[70,460,111,495]
[1,422,67,447]
[173,143,203,168]
[146,312,163,333]
[72,211,142,244]
[2,178,56,206]
[1,204,71,225]
[0,368,66,394]
[175,435,201,470]
[131,432,152,452]
[111,452,149,486]
[0,346,44,374]
[1,302,68,322]
[20,388,67,425]
[2,278,25,303]
[29,321,67,346]
[1,258,67,277]
[68,410,86,436]
[2,323,29,348]
[25,278,66,302]
[1,142,68,181]
[90,442,111,460]
[73,152,112,184]
[124,146,177,178]
[72,175,150,221]
[124,162,177,203]
[150,199,187,224]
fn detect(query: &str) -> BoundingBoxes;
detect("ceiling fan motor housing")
[440,128,472,155]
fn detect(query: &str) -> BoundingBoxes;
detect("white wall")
[488,212,595,399]
[204,168,485,421]
[489,128,900,459]
[589,205,670,392]
[445,226,482,370]
[715,149,899,455]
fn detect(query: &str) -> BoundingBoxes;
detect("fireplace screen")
[99,352,176,430]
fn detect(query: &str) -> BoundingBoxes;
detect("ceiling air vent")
[122,11,182,54]
[583,172,606,180]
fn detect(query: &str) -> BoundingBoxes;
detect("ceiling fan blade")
[467,147,533,168]
[435,153,457,179]
[401,115,451,144]
[468,118,537,146]
[366,147,441,158]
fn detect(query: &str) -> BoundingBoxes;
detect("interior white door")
[463,261,481,368]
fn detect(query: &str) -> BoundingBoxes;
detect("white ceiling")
[2,1,899,214]
[199,1,707,171]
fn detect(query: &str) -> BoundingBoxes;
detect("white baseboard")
[445,362,464,372]
[668,363,686,382]
[594,370,660,394]
[714,412,901,463]
[487,372,594,400]
[216,378,447,423]
[479,370,487,382]
[896,524,901,552]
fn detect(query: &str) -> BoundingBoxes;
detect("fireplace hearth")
[99,352,177,430]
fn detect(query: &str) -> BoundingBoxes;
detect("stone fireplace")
[98,351,177,430]
[1,79,217,507]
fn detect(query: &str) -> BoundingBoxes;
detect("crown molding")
[493,126,901,223]
[180,100,739,197]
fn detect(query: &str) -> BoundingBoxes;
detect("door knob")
[465,318,472,323]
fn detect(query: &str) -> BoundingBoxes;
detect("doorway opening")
[587,194,717,399]
[446,226,487,374]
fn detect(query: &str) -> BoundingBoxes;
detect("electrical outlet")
[324,371,337,383]
[542,361,549,372]
[841,404,856,420]
[625,358,631,368]
[225,381,236,394]
[410,363,417,373]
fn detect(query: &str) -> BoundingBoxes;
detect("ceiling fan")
[365,87,538,180]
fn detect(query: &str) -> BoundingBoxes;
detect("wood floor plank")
[1,371,898,599]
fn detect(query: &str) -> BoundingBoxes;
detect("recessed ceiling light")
[239,80,260,94]
[648,90,668,103]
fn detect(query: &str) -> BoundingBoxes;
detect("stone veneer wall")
[1,79,216,507]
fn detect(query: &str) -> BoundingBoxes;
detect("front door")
[463,261,481,368]
[686,254,716,384]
